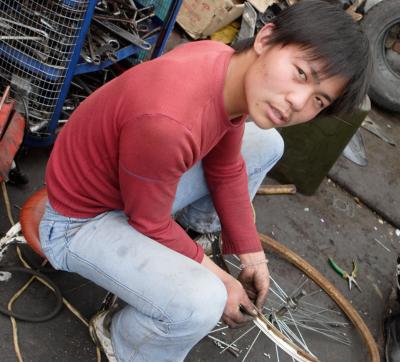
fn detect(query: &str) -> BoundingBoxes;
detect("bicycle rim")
[191,233,379,362]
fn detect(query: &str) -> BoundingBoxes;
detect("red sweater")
[46,40,262,262]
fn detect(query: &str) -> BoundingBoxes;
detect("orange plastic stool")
[19,187,47,258]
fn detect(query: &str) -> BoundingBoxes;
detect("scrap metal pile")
[81,0,159,65]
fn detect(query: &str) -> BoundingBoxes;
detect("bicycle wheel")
[189,233,379,362]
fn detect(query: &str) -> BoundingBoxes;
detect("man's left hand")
[237,251,270,309]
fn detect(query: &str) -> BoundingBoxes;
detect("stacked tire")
[361,0,400,112]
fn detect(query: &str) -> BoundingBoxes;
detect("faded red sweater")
[46,40,262,262]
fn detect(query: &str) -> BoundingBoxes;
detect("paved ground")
[0,42,399,362]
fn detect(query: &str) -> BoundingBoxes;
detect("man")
[39,1,371,361]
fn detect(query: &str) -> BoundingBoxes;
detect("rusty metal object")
[0,89,26,182]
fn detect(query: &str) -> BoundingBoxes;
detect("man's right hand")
[222,275,258,328]
[201,255,257,328]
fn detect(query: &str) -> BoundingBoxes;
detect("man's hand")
[221,275,257,328]
[237,251,270,309]
[201,255,257,328]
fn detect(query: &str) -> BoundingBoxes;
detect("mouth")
[266,104,289,126]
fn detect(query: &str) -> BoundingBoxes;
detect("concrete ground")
[0,46,399,362]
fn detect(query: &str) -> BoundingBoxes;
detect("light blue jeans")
[39,122,284,362]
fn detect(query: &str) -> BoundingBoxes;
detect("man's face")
[244,42,347,129]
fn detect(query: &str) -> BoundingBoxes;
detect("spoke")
[302,289,323,299]
[301,299,343,315]
[288,309,310,353]
[300,301,347,321]
[270,275,289,299]
[209,325,229,334]
[225,259,240,270]
[274,320,284,362]
[292,306,349,327]
[225,258,241,270]
[283,319,351,345]
[276,321,296,362]
[265,297,288,313]
[268,285,288,304]
[276,317,311,353]
[207,335,241,355]
[275,343,281,362]
[241,330,261,362]
[289,275,308,298]
[284,317,349,338]
[280,313,350,343]
[219,325,257,354]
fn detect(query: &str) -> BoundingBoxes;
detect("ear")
[253,23,275,56]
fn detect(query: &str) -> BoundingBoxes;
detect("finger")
[244,287,257,301]
[227,305,255,326]
[255,288,269,310]
[223,316,241,329]
[227,314,253,328]
[239,300,257,317]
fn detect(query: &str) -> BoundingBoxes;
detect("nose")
[286,88,311,112]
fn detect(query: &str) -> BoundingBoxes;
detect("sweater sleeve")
[118,114,204,262]
[202,124,262,255]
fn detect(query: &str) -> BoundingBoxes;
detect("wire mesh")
[0,0,90,133]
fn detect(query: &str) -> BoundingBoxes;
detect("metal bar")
[151,0,183,58]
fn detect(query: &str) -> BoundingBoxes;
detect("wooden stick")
[256,184,297,195]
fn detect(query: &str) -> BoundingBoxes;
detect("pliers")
[328,257,362,292]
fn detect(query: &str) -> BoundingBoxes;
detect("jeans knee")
[269,129,285,161]
[195,276,227,328]
[256,128,284,166]
[244,126,285,177]
[176,272,227,334]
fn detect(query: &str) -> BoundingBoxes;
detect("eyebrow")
[310,65,333,103]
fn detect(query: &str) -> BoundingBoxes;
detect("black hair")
[234,0,372,115]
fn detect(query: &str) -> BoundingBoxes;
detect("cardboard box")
[177,0,245,39]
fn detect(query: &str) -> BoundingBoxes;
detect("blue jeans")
[39,122,283,362]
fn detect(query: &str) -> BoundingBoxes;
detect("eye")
[297,67,307,80]
[315,97,324,109]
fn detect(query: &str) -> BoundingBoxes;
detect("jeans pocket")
[39,219,61,269]
[39,219,55,249]
[40,217,72,270]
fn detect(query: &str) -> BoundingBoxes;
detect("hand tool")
[93,18,151,50]
[0,17,50,40]
[328,258,362,292]
[0,35,44,41]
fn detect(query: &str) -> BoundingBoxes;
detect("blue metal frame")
[152,0,183,59]
[24,0,182,147]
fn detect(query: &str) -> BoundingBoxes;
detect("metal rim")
[204,234,379,361]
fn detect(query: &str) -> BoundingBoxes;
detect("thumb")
[239,301,258,317]
[255,289,268,310]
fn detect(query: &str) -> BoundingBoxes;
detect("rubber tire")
[361,0,400,112]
